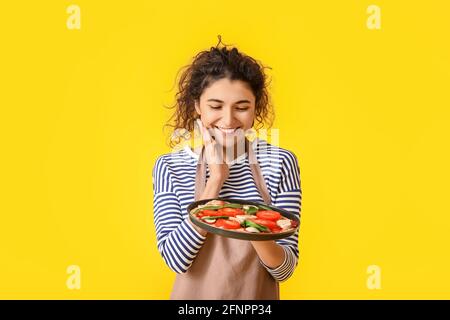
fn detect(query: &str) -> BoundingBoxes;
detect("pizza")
[190,199,298,234]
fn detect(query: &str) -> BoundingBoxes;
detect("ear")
[194,100,201,116]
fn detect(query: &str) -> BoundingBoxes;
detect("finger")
[197,119,214,144]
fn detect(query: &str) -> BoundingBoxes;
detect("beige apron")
[170,139,279,300]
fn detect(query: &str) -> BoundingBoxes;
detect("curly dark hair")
[164,35,274,148]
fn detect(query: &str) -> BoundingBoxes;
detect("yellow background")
[1,0,449,299]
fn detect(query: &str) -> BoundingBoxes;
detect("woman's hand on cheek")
[196,119,229,184]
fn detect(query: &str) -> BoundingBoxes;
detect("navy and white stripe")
[152,138,302,282]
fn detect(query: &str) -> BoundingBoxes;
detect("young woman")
[152,38,302,299]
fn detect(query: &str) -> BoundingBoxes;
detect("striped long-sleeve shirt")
[152,138,302,282]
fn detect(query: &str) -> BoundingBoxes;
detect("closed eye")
[208,105,250,111]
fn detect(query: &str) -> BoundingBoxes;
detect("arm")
[250,240,285,268]
[152,155,209,273]
[188,119,229,236]
[253,151,302,282]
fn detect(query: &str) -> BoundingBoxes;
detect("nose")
[221,107,235,126]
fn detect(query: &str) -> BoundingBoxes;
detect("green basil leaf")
[244,206,258,215]
[244,220,269,232]
[200,215,230,220]
[223,203,243,208]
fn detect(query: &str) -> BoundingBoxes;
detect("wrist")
[207,175,226,185]
[188,218,207,237]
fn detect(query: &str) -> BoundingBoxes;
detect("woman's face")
[194,78,255,148]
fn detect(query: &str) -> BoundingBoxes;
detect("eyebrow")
[206,99,251,105]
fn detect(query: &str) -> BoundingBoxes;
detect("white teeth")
[215,126,239,134]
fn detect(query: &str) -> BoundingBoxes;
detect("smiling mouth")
[214,126,241,134]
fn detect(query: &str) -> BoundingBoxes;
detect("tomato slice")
[253,219,279,231]
[256,210,281,221]
[214,219,226,228]
[217,208,245,217]
[214,219,241,229]
[222,220,241,229]
[200,209,221,217]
